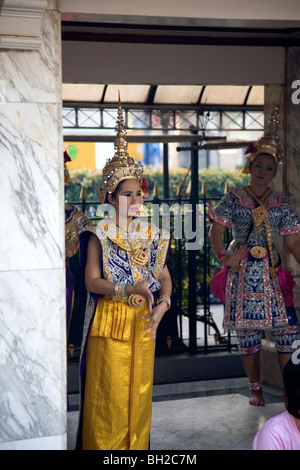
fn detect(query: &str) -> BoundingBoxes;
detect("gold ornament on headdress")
[98,94,144,203]
[241,103,283,174]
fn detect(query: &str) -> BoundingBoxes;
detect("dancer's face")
[108,179,142,219]
[250,154,277,187]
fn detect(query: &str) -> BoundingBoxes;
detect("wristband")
[157,295,171,310]
[124,284,129,298]
[217,249,228,261]
[114,282,127,300]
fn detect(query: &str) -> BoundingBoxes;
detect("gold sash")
[244,186,277,277]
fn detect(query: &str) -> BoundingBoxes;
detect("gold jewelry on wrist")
[113,282,127,301]
[219,254,229,265]
[157,295,171,310]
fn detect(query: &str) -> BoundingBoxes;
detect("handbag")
[277,266,295,307]
[210,265,229,303]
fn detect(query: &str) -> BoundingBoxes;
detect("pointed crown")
[242,103,283,174]
[98,94,144,203]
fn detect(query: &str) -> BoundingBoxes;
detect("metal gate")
[67,180,236,358]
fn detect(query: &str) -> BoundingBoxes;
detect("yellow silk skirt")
[82,298,156,450]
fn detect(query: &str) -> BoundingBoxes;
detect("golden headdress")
[98,95,144,203]
[242,103,283,174]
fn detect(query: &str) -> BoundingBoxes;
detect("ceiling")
[61,11,300,48]
[62,84,264,107]
[61,8,300,108]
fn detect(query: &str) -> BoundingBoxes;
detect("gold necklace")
[245,185,272,204]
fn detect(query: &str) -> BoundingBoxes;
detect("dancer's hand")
[127,273,154,314]
[222,245,249,271]
[144,302,167,340]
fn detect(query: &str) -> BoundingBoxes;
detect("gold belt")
[104,294,145,308]
[250,246,267,259]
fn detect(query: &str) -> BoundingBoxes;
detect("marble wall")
[265,51,300,297]
[285,47,300,308]
[262,51,300,386]
[0,6,66,449]
[266,50,300,306]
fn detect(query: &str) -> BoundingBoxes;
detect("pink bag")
[210,266,229,304]
[277,267,295,307]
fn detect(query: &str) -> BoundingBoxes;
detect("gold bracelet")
[157,295,171,310]
[219,254,229,264]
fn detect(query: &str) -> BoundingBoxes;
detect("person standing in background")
[209,104,300,407]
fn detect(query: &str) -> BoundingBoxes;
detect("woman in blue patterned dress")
[209,105,300,406]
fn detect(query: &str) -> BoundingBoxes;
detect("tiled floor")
[67,377,285,450]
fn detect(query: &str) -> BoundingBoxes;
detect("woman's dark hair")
[104,180,127,204]
[283,359,300,419]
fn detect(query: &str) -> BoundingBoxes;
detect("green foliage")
[197,168,249,197]
[65,168,102,201]
[66,166,246,347]
[65,166,249,201]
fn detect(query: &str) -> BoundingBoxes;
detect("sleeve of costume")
[152,229,171,279]
[279,197,300,236]
[65,204,92,258]
[79,227,103,289]
[208,192,234,229]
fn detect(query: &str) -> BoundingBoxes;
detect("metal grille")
[63,105,264,133]
[67,194,236,356]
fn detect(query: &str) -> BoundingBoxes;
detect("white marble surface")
[0,10,61,104]
[0,7,66,449]
[0,269,66,444]
[0,433,66,451]
[0,102,64,271]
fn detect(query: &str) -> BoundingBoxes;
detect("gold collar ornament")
[242,103,283,174]
[98,94,144,203]
[244,186,271,231]
[251,205,269,231]
[244,186,277,277]
[130,248,150,266]
[98,218,158,252]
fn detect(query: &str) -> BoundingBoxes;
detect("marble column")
[262,49,300,387]
[265,49,300,305]
[0,3,66,450]
[284,47,300,309]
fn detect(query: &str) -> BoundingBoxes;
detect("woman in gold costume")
[75,100,172,450]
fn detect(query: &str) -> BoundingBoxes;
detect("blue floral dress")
[209,187,300,332]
